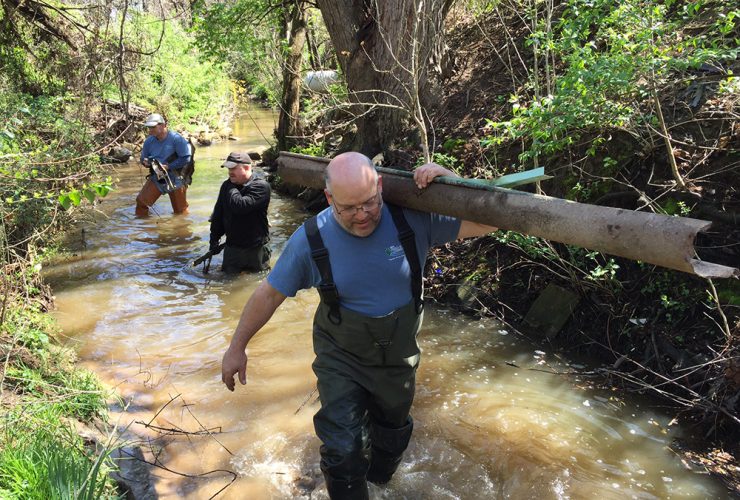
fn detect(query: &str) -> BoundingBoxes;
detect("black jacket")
[209,174,270,250]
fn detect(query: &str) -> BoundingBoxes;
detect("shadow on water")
[44,106,728,499]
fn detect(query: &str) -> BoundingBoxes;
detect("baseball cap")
[222,152,253,168]
[144,113,165,127]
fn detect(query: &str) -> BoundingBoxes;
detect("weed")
[0,406,119,498]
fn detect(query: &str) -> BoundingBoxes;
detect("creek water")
[45,106,727,499]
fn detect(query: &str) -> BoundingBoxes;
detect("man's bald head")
[323,152,384,237]
[325,152,377,195]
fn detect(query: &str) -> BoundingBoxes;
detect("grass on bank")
[0,286,121,498]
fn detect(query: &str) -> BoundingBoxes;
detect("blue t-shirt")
[140,131,191,170]
[267,205,461,317]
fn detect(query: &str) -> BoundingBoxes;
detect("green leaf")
[83,188,96,204]
[58,194,71,210]
[68,190,81,206]
[93,184,111,197]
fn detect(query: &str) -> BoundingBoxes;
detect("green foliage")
[290,143,327,157]
[494,232,624,290]
[191,0,285,106]
[125,13,233,129]
[2,305,107,422]
[464,0,502,17]
[640,270,704,323]
[660,198,692,216]
[5,310,51,354]
[58,182,112,211]
[0,252,114,498]
[0,93,111,258]
[715,280,740,306]
[0,14,68,96]
[192,2,334,112]
[584,251,620,283]
[482,0,740,165]
[0,407,119,499]
[495,231,558,260]
[415,153,462,174]
[441,138,466,155]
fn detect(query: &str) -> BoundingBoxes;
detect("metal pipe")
[277,152,738,278]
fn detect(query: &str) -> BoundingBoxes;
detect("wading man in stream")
[208,151,271,274]
[221,152,496,499]
[136,113,192,217]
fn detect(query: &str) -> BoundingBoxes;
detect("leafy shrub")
[0,93,111,258]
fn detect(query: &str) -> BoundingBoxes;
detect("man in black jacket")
[209,152,271,274]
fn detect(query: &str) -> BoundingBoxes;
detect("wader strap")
[387,204,423,314]
[305,216,342,325]
[165,151,184,180]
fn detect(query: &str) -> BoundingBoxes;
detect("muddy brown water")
[45,106,727,499]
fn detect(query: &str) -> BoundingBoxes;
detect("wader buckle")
[317,283,342,325]
[317,282,340,303]
[397,228,414,244]
[311,247,329,260]
[374,339,392,365]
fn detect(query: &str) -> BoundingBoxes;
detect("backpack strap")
[387,203,424,314]
[305,216,342,325]
[180,138,196,185]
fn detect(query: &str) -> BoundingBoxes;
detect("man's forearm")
[229,280,286,351]
[458,220,497,239]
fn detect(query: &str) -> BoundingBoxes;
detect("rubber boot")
[322,474,369,500]
[319,444,370,500]
[366,417,413,485]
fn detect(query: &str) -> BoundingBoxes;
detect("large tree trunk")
[316,0,453,158]
[277,0,308,152]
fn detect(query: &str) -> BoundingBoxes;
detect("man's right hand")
[142,158,151,167]
[222,346,248,391]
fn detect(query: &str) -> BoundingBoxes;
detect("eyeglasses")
[332,191,382,217]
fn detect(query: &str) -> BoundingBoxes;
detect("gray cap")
[222,151,253,168]
[144,113,165,127]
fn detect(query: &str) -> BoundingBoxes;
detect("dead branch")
[116,446,237,499]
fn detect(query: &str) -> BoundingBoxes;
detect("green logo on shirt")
[385,244,404,259]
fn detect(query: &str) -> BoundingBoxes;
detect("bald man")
[221,152,495,499]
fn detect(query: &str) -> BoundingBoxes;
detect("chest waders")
[222,241,271,274]
[305,205,424,499]
[135,150,189,216]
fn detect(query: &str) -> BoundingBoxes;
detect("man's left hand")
[414,163,457,189]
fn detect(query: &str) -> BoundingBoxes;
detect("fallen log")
[277,152,739,279]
